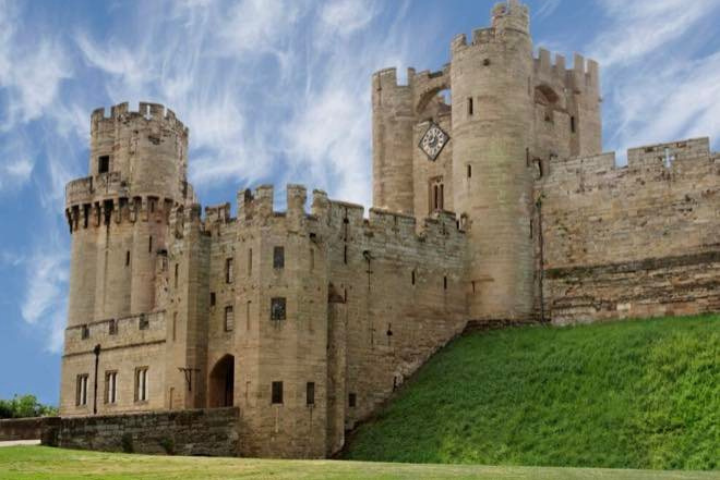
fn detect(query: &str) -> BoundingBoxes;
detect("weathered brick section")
[540,139,720,323]
[43,408,239,457]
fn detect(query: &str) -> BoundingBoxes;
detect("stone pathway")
[0,440,41,447]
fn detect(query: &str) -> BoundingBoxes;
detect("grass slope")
[345,316,720,470]
[0,447,718,480]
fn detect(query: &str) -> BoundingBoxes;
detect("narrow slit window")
[210,292,216,307]
[467,97,474,116]
[271,381,283,404]
[343,246,348,265]
[467,164,472,179]
[81,325,90,340]
[349,393,357,408]
[226,258,234,284]
[148,236,153,254]
[444,276,448,290]
[174,263,179,288]
[172,313,177,341]
[248,249,252,276]
[126,251,131,267]
[411,270,416,286]
[306,382,315,406]
[570,116,576,133]
[224,306,234,332]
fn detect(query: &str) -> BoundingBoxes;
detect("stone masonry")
[59,0,719,459]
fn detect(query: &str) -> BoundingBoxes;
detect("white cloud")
[320,0,377,37]
[20,244,69,354]
[0,137,34,193]
[535,0,562,20]
[589,0,720,68]
[0,1,72,128]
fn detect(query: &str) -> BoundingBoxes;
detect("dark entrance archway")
[208,354,235,408]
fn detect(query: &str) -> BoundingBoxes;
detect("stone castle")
[60,0,720,458]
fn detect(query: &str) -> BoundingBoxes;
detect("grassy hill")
[344,316,719,471]
[0,446,718,480]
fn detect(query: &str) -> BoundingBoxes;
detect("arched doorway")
[208,355,235,408]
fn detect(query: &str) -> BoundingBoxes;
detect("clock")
[419,123,449,161]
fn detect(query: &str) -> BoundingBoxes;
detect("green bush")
[0,395,58,419]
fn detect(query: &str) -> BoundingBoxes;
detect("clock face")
[419,123,449,161]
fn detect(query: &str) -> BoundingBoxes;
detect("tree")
[0,395,58,419]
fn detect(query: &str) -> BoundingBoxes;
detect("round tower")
[451,0,536,321]
[65,102,190,327]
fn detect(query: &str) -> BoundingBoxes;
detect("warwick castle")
[56,0,720,459]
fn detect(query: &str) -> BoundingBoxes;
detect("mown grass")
[345,316,720,471]
[0,446,718,480]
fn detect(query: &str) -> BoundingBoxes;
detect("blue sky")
[1,0,719,405]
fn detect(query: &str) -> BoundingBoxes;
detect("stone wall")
[540,138,720,323]
[0,417,48,441]
[44,408,239,457]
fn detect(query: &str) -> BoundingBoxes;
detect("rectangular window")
[81,325,90,340]
[306,382,315,406]
[105,371,118,404]
[98,155,110,174]
[273,246,285,269]
[570,116,576,133]
[148,236,153,254]
[349,392,357,408]
[271,381,283,404]
[467,164,472,179]
[226,258,234,284]
[412,270,416,286]
[135,367,149,402]
[109,319,118,336]
[444,276,448,290]
[139,315,149,330]
[271,297,286,321]
[467,97,474,116]
[210,292,216,306]
[125,251,131,267]
[225,306,234,332]
[248,249,252,276]
[343,245,348,265]
[76,374,89,406]
[174,263,179,288]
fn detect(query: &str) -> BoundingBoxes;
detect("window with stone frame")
[139,314,149,330]
[349,392,357,408]
[109,319,118,336]
[273,246,285,269]
[81,325,90,340]
[224,305,234,332]
[105,371,118,404]
[135,367,149,402]
[76,374,89,407]
[270,297,286,321]
[98,155,110,174]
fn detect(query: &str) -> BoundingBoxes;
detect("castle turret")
[451,0,536,320]
[65,102,190,328]
[372,68,416,215]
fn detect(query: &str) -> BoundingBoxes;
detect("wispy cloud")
[20,240,69,353]
[584,0,720,157]
[535,0,562,21]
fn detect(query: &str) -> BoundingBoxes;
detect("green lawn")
[345,316,720,471]
[0,446,718,480]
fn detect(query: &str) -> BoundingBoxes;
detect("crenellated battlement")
[91,101,188,136]
[65,194,176,234]
[534,48,599,95]
[544,137,719,189]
